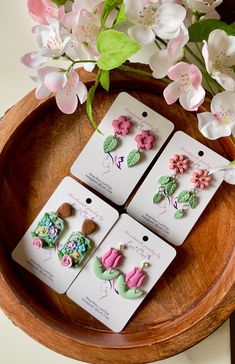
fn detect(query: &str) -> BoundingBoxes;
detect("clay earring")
[117,261,150,299]
[58,219,97,268]
[103,115,132,153]
[127,130,155,167]
[32,203,74,249]
[174,169,212,219]
[93,244,126,280]
[153,154,190,204]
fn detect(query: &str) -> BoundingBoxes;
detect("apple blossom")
[197,91,235,140]
[150,24,189,78]
[202,29,235,92]
[124,0,186,44]
[32,67,87,114]
[27,0,65,25]
[182,0,222,14]
[21,18,71,68]
[163,61,205,111]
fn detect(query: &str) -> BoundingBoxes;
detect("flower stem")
[155,36,167,47]
[154,40,161,50]
[118,64,171,84]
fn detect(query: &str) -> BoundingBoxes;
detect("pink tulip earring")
[103,115,132,153]
[93,244,126,280]
[153,154,190,204]
[174,169,212,218]
[127,130,156,167]
[117,261,149,299]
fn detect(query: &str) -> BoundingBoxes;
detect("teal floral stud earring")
[32,203,74,249]
[174,169,212,218]
[58,219,97,268]
[117,261,150,299]
[153,154,190,204]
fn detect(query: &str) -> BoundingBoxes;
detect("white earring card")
[12,177,119,293]
[67,214,176,332]
[71,92,174,205]
[127,131,228,246]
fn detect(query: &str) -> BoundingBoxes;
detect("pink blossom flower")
[191,169,212,189]
[61,254,73,267]
[169,154,189,173]
[125,267,146,289]
[163,62,205,111]
[33,237,43,249]
[135,130,155,150]
[32,67,87,114]
[101,248,123,269]
[112,116,132,136]
[27,0,65,25]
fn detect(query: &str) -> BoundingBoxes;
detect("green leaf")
[153,193,163,204]
[229,160,235,166]
[127,149,141,167]
[51,0,67,5]
[113,3,126,26]
[174,210,184,219]
[100,70,110,92]
[188,20,235,42]
[116,275,144,299]
[158,176,171,185]
[165,182,177,196]
[57,251,63,259]
[188,194,198,209]
[103,135,118,153]
[177,190,191,203]
[100,0,123,28]
[97,29,141,71]
[93,257,121,280]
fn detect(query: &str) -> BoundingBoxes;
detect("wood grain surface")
[0,67,234,364]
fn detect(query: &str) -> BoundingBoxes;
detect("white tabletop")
[0,1,231,363]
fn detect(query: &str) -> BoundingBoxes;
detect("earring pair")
[153,154,212,218]
[93,244,149,299]
[32,202,97,268]
[103,115,156,167]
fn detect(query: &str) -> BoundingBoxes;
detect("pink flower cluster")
[135,130,155,150]
[101,247,123,269]
[169,154,189,174]
[191,169,212,189]
[112,116,132,136]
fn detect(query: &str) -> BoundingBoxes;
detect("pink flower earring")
[103,115,132,153]
[117,261,149,299]
[153,154,190,204]
[174,169,212,218]
[93,244,126,280]
[127,130,156,167]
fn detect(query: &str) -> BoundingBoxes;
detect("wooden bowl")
[0,68,234,364]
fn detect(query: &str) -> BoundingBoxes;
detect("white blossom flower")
[150,24,189,78]
[198,91,235,139]
[124,0,186,44]
[21,18,71,68]
[182,0,222,14]
[202,29,235,91]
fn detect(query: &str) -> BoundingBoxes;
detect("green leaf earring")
[127,130,156,167]
[174,169,212,218]
[153,154,190,204]
[103,115,132,153]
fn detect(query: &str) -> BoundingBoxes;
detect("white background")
[0,1,231,363]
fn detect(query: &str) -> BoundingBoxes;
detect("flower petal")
[167,61,190,80]
[44,71,67,92]
[149,49,169,78]
[189,64,202,88]
[21,52,46,69]
[128,24,155,45]
[163,81,180,104]
[56,90,78,114]
[155,4,186,40]
[179,86,205,111]
[76,81,88,104]
[210,91,235,116]
[224,168,235,185]
[198,112,232,139]
[35,83,51,99]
